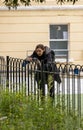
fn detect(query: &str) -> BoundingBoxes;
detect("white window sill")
[55,58,74,63]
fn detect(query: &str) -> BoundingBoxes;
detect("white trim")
[0,5,83,11]
[55,58,74,63]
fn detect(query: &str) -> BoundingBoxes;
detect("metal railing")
[0,56,83,119]
[0,56,6,86]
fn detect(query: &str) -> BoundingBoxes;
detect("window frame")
[49,24,69,62]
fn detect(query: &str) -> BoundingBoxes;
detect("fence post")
[6,56,9,87]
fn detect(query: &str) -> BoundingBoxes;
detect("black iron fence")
[0,56,6,86]
[0,56,83,118]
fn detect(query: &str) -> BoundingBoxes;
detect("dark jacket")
[30,46,55,64]
[22,46,61,84]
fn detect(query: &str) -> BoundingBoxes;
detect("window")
[49,24,68,62]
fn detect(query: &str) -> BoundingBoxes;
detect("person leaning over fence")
[22,44,61,97]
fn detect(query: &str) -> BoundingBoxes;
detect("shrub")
[0,89,83,130]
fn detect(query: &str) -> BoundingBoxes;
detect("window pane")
[50,41,68,56]
[50,41,67,49]
[54,51,68,56]
[50,25,68,39]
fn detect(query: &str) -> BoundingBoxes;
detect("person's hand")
[26,57,32,62]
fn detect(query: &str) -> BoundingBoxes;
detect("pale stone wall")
[0,3,83,65]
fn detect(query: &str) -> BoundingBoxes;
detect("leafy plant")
[57,0,78,4]
[0,89,83,130]
[3,0,79,9]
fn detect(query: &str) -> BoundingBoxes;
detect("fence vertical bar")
[6,56,9,88]
[77,73,81,128]
[27,63,30,96]
[41,61,45,96]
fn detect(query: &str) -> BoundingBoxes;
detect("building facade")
[0,0,83,64]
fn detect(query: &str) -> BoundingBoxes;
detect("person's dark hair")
[35,44,45,50]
